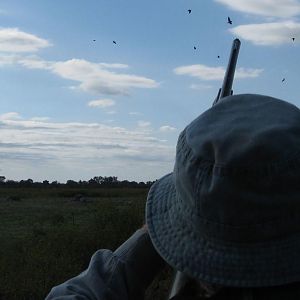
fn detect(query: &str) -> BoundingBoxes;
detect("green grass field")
[0,186,173,299]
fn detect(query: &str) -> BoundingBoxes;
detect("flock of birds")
[91,10,233,56]
[91,9,296,83]
[187,10,294,83]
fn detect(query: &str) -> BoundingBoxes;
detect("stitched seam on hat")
[180,125,300,177]
[194,164,212,212]
[181,132,300,177]
[172,195,300,229]
[178,129,192,164]
[213,150,300,177]
[192,210,300,229]
[180,129,212,167]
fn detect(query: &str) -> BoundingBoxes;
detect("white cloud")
[88,99,115,108]
[0,28,51,52]
[190,83,213,90]
[230,22,300,45]
[235,67,264,78]
[98,63,129,69]
[174,64,263,80]
[106,111,117,115]
[51,59,158,95]
[18,55,52,69]
[129,111,143,116]
[0,112,21,120]
[30,117,50,121]
[0,55,52,69]
[159,125,177,132]
[138,121,151,127]
[174,65,224,80]
[214,0,300,18]
[0,54,18,66]
[0,55,159,96]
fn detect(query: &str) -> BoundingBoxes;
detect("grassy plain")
[0,186,172,299]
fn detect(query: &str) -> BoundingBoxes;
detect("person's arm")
[45,227,166,300]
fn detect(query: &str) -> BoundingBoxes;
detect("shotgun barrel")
[168,38,241,300]
[213,38,241,105]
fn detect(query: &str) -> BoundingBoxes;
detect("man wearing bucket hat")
[46,93,300,300]
[146,92,300,299]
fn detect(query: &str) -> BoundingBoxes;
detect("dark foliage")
[0,175,155,188]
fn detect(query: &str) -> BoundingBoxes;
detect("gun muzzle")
[213,38,241,106]
[220,38,240,98]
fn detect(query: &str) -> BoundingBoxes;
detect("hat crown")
[187,94,300,166]
[174,94,300,242]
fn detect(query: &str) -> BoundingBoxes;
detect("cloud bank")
[215,0,300,18]
[0,112,174,181]
[0,28,51,52]
[230,22,300,45]
[51,59,158,95]
[159,125,176,132]
[0,55,159,96]
[88,99,115,108]
[215,0,300,46]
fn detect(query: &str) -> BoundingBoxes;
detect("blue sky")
[1,0,300,182]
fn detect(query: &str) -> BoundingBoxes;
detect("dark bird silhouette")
[282,78,285,82]
[188,9,192,14]
[217,55,220,58]
[194,46,196,50]
[292,37,295,41]
[227,17,232,25]
[93,39,96,42]
[113,40,117,44]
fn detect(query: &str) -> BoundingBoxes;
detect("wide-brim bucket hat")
[146,94,300,287]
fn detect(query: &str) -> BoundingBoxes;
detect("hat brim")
[146,173,300,287]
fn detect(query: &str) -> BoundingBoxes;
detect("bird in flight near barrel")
[227,17,232,25]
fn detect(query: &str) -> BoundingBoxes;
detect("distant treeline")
[0,175,156,188]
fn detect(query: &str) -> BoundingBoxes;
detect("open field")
[0,186,172,299]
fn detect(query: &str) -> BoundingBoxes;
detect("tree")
[103,176,118,185]
[0,176,5,183]
[93,176,104,184]
[66,180,78,186]
[88,178,97,185]
[26,178,33,185]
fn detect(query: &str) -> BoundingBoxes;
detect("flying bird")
[227,17,232,25]
[292,37,295,41]
[282,78,285,82]
[188,9,192,14]
[194,46,196,50]
[217,55,220,58]
[113,40,117,44]
[93,39,96,42]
